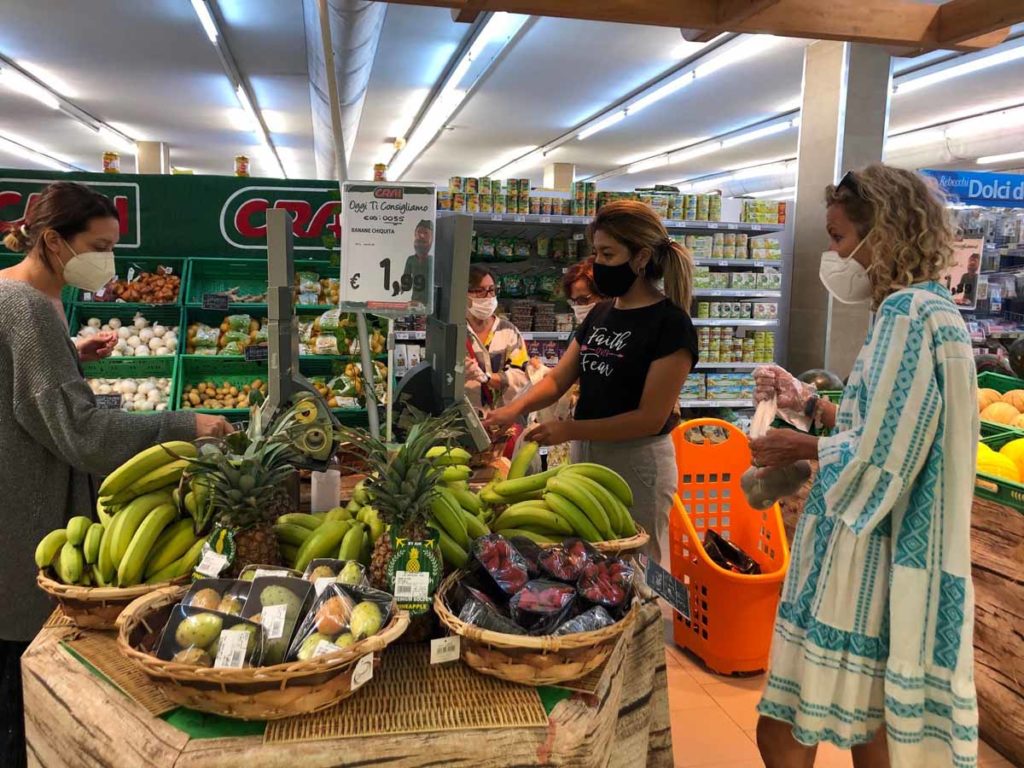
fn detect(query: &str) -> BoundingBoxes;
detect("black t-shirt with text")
[573,299,698,435]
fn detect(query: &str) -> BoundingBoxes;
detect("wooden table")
[22,601,672,767]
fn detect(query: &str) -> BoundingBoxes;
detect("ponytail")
[659,240,693,310]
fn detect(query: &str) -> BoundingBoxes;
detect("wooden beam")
[937,0,1022,46]
[685,0,782,43]
[451,0,488,23]
[389,0,1020,52]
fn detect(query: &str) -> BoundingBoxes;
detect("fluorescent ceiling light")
[732,162,790,180]
[628,155,669,174]
[190,0,219,44]
[668,141,722,165]
[0,134,73,171]
[749,187,795,198]
[945,106,1024,138]
[978,150,1024,165]
[0,67,59,109]
[895,43,1024,95]
[235,86,261,132]
[577,110,626,141]
[477,145,538,178]
[98,126,136,152]
[694,35,780,79]
[721,121,792,148]
[885,128,946,152]
[628,71,695,115]
[776,96,802,112]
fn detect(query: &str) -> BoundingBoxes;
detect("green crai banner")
[0,169,342,257]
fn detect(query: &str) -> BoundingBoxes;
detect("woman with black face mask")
[484,201,698,565]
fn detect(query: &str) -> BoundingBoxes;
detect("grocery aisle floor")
[664,643,1015,768]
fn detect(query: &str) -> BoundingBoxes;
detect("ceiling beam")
[389,0,1020,51]
[685,0,782,43]
[451,0,489,23]
[937,0,1019,46]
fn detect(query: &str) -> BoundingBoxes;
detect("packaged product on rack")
[507,536,543,578]
[458,596,528,635]
[188,323,220,350]
[509,579,576,635]
[303,559,369,593]
[156,604,264,668]
[537,538,596,582]
[553,606,616,636]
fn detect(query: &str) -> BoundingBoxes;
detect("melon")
[999,438,1024,475]
[977,452,1021,483]
[978,388,1002,411]
[980,402,1020,425]
[1002,389,1024,411]
[1014,414,1024,430]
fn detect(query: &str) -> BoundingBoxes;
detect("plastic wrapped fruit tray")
[116,585,409,720]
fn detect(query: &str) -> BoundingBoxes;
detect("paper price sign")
[638,554,691,620]
[351,653,374,690]
[196,549,229,578]
[393,571,430,603]
[340,181,436,316]
[261,604,288,640]
[430,635,461,665]
[214,630,249,669]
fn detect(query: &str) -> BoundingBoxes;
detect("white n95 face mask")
[572,303,594,324]
[819,239,872,304]
[61,240,115,292]
[468,296,498,320]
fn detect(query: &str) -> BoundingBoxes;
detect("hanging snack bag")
[553,605,616,636]
[189,323,220,349]
[157,604,264,668]
[288,583,394,661]
[470,534,530,598]
[509,579,576,635]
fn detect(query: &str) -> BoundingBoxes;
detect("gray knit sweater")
[0,280,196,641]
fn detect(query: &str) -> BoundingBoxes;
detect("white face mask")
[572,303,594,324]
[60,240,115,292]
[468,296,498,320]
[819,239,872,304]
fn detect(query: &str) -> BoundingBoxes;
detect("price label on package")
[261,604,288,640]
[253,568,290,581]
[213,629,249,669]
[430,635,461,665]
[351,653,374,690]
[314,576,337,596]
[314,640,340,658]
[393,571,430,603]
[196,549,229,578]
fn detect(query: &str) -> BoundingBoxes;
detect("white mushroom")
[87,318,101,328]
[127,335,142,349]
[152,324,167,338]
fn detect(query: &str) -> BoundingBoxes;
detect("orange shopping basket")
[668,418,790,675]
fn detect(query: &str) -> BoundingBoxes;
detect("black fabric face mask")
[593,260,638,297]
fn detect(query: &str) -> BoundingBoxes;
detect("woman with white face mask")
[464,265,530,416]
[0,182,232,764]
[750,166,978,768]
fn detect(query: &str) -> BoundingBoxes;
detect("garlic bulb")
[87,318,101,328]
[147,389,161,403]
[154,346,171,356]
[120,380,138,395]
[134,345,151,357]
[117,327,133,341]
[152,324,167,338]
[136,400,155,412]
[127,335,142,349]
[139,328,155,343]
[148,337,163,351]
[78,326,98,338]
[133,314,149,330]
[108,318,122,330]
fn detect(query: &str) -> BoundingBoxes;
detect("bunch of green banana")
[98,441,197,513]
[273,506,385,571]
[35,484,202,587]
[489,461,637,544]
[426,485,490,569]
[427,445,473,487]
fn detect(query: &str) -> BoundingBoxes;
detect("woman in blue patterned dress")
[749,165,978,768]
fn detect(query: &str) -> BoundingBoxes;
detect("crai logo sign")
[219,184,342,251]
[0,176,141,250]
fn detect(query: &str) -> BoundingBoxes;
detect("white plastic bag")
[741,398,811,510]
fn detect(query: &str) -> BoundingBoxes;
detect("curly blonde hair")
[826,164,955,309]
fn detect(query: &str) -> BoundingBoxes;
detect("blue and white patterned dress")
[758,283,979,767]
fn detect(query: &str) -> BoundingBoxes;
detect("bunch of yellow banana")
[484,452,637,546]
[273,505,384,571]
[35,448,205,587]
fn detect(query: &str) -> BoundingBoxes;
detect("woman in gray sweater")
[0,182,230,766]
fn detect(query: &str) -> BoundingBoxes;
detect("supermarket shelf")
[679,398,754,409]
[522,331,573,341]
[694,362,762,371]
[694,290,781,298]
[440,211,784,234]
[692,259,783,268]
[394,330,426,341]
[692,318,778,327]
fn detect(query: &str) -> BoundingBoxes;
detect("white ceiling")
[0,2,1021,187]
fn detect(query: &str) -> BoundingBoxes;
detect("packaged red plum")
[509,579,576,635]
[577,556,635,616]
[537,538,597,582]
[471,534,530,598]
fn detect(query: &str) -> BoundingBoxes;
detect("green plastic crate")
[68,304,183,337]
[73,256,186,306]
[184,258,337,311]
[82,355,178,414]
[977,371,1024,436]
[977,431,1024,512]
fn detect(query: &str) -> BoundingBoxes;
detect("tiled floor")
[664,642,1015,768]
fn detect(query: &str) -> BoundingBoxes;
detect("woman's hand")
[195,414,234,438]
[464,355,489,384]
[482,405,518,432]
[76,331,117,362]
[526,420,574,447]
[753,364,813,411]
[749,429,818,469]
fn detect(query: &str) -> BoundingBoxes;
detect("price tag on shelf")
[513,215,527,223]
[638,554,691,620]
[126,267,136,283]
[430,635,461,665]
[726,223,738,230]
[706,223,719,229]
[94,394,123,410]
[539,215,551,223]
[261,604,288,640]
[244,345,269,363]
[202,293,230,311]
[314,640,340,658]
[213,629,250,669]
[393,571,430,603]
[491,214,502,222]
[351,653,374,690]
[561,217,574,224]
[195,549,229,578]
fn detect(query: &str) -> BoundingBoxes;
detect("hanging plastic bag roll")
[740,397,811,510]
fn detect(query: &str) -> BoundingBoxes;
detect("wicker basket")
[116,585,410,720]
[434,571,638,686]
[36,570,188,630]
[531,524,650,556]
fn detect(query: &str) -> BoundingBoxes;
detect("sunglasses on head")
[837,171,862,198]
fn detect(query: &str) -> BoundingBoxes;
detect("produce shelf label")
[340,181,436,316]
[430,635,461,665]
[638,554,691,620]
[384,533,443,616]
